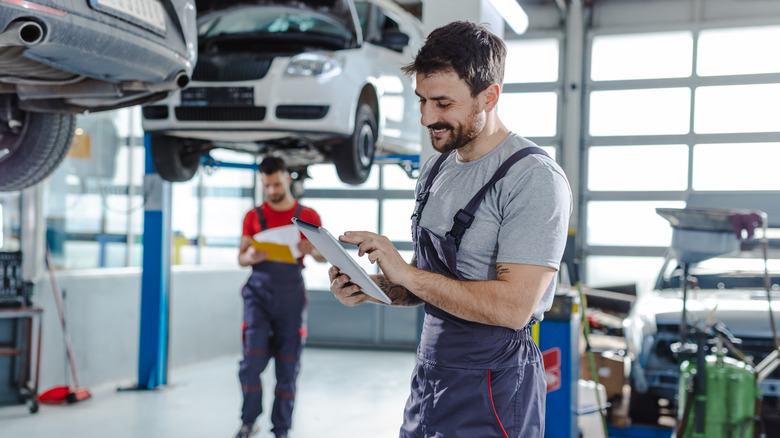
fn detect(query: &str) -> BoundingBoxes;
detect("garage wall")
[31,267,246,390]
[30,266,420,391]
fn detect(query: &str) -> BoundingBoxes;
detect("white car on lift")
[142,0,424,185]
[0,0,197,191]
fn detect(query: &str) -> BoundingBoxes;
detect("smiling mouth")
[428,125,451,138]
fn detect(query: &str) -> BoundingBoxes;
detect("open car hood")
[637,289,780,338]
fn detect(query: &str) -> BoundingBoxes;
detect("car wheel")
[0,107,75,192]
[150,134,202,182]
[333,104,376,185]
[628,383,660,425]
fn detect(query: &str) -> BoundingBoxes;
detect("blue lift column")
[539,292,581,438]
[136,134,172,389]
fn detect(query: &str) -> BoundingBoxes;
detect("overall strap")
[255,206,266,231]
[257,203,302,230]
[411,151,452,222]
[446,147,549,247]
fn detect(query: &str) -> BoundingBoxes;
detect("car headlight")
[285,53,344,78]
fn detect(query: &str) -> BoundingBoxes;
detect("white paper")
[253,224,302,259]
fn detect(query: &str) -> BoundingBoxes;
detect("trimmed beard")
[427,105,482,154]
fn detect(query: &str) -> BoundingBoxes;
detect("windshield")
[199,6,354,42]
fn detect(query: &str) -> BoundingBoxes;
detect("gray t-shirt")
[415,133,572,322]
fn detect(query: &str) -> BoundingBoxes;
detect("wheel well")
[358,85,378,123]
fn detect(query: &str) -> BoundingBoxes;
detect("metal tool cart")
[0,251,41,413]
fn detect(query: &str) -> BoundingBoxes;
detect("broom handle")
[45,247,81,389]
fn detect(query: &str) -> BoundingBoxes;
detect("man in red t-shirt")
[235,156,325,438]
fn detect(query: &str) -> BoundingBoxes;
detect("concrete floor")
[0,347,417,438]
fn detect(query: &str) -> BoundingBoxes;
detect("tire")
[150,134,201,182]
[333,104,376,185]
[628,382,660,425]
[0,108,76,191]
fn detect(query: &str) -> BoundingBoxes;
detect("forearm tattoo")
[496,263,510,278]
[376,275,422,306]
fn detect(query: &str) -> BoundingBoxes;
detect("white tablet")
[292,217,392,304]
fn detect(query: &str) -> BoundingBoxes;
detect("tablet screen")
[292,218,392,304]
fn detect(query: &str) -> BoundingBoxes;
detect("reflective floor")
[0,347,417,438]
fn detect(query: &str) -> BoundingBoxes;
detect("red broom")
[39,246,91,404]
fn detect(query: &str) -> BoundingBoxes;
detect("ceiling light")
[488,0,529,35]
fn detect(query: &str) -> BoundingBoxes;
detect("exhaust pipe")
[0,20,46,47]
[175,71,190,88]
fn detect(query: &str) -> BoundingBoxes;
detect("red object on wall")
[542,347,562,393]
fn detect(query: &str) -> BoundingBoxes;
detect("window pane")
[301,199,378,236]
[585,256,666,296]
[692,143,780,190]
[202,197,253,239]
[303,164,379,190]
[64,194,102,233]
[105,242,128,268]
[498,92,558,137]
[172,178,200,239]
[589,88,691,136]
[382,164,417,190]
[586,200,685,246]
[698,26,780,76]
[694,84,780,134]
[505,38,559,83]
[591,32,693,81]
[588,145,688,191]
[113,144,145,188]
[113,106,143,138]
[382,199,414,241]
[103,194,143,235]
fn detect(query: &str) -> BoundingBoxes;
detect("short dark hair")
[401,21,506,97]
[258,156,287,175]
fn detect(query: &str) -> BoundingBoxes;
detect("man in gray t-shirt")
[328,21,572,437]
[416,132,571,323]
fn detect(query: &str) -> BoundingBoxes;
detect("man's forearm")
[399,264,554,330]
[372,274,423,306]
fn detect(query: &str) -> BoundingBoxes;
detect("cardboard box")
[580,350,625,400]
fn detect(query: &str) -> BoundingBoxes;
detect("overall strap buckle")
[446,208,475,245]
[411,191,430,220]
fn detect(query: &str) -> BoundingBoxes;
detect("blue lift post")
[539,292,581,438]
[136,134,172,389]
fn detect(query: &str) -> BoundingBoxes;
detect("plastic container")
[578,379,608,438]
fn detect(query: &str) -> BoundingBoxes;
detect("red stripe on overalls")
[275,389,296,399]
[489,370,510,438]
[242,383,263,393]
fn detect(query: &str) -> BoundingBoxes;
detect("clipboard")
[291,217,392,304]
[251,241,297,264]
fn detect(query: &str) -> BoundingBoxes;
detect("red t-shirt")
[242,201,322,239]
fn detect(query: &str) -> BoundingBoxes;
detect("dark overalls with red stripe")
[400,148,548,438]
[239,205,307,436]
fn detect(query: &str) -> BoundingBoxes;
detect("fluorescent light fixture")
[488,0,529,35]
